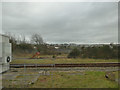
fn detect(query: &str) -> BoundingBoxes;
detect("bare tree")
[31,33,44,45]
[5,32,28,44]
[19,35,27,44]
[4,32,17,44]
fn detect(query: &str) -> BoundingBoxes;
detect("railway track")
[10,63,120,68]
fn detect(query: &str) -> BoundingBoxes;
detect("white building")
[0,34,12,73]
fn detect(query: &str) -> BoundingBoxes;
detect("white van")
[0,34,12,73]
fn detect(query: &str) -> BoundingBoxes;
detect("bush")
[68,48,80,58]
[52,55,56,58]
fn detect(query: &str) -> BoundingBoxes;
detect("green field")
[30,71,119,88]
[9,55,119,88]
[11,58,118,64]
[11,54,119,64]
[3,70,119,88]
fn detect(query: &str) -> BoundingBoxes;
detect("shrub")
[68,48,80,58]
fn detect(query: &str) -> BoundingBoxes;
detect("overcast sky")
[1,2,118,44]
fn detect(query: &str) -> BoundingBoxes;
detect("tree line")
[68,44,119,59]
[5,33,119,59]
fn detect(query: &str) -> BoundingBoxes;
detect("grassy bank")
[30,71,119,88]
[11,58,118,64]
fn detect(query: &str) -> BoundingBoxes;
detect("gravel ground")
[2,69,42,88]
[14,67,119,71]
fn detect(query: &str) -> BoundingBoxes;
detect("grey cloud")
[2,2,118,44]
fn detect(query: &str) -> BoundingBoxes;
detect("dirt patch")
[40,78,47,82]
